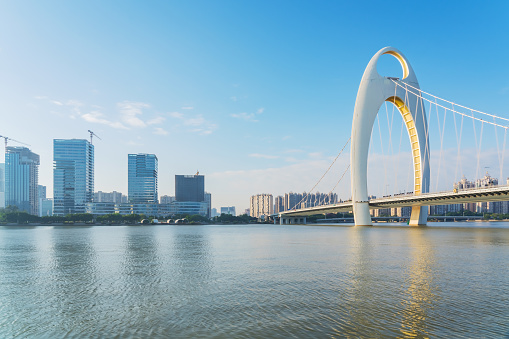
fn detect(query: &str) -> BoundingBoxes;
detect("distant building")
[221,206,236,216]
[5,147,40,215]
[94,191,126,203]
[38,185,46,200]
[37,185,50,217]
[168,201,208,217]
[160,195,175,204]
[40,199,53,217]
[175,174,205,202]
[274,195,284,214]
[250,194,273,218]
[0,163,4,208]
[211,208,219,218]
[244,208,250,216]
[128,154,158,203]
[278,192,338,212]
[204,192,211,218]
[476,172,498,188]
[53,139,94,215]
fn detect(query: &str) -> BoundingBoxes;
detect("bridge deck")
[280,185,509,217]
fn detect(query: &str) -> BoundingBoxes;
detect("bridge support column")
[409,206,427,226]
[353,201,372,226]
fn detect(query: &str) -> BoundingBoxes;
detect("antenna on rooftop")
[88,130,102,144]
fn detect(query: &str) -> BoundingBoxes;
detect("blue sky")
[1,1,508,212]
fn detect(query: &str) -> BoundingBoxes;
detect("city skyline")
[1,2,508,212]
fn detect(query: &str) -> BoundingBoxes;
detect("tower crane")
[0,135,30,149]
[88,130,102,144]
[0,135,30,161]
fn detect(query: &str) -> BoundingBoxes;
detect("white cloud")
[230,96,237,102]
[184,115,205,126]
[231,112,258,122]
[169,111,217,135]
[182,106,194,110]
[257,107,264,114]
[208,158,352,211]
[153,127,168,135]
[147,116,165,125]
[81,111,128,129]
[249,153,279,159]
[117,101,150,128]
[169,111,184,119]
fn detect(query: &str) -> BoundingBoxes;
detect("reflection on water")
[398,229,437,338]
[0,224,507,338]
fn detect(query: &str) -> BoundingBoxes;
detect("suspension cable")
[391,79,509,123]
[291,137,351,209]
[392,80,509,129]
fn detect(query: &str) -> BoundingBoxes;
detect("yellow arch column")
[350,47,430,226]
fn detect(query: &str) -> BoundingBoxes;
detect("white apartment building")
[250,194,273,218]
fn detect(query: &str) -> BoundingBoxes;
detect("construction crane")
[88,130,102,144]
[0,135,30,149]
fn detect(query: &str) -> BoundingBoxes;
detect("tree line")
[0,206,259,225]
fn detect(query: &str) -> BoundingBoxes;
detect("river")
[0,223,507,338]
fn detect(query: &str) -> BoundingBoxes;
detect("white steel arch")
[351,47,430,226]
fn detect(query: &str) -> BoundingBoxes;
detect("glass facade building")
[53,139,94,215]
[175,175,204,202]
[128,154,158,203]
[0,163,4,208]
[5,147,40,215]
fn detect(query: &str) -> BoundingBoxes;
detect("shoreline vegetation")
[2,206,509,226]
[0,205,260,226]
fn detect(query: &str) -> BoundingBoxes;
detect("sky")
[1,1,508,213]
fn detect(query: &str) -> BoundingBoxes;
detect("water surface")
[0,223,507,338]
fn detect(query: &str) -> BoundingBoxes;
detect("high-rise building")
[274,195,284,213]
[250,194,273,218]
[53,139,94,215]
[204,192,211,218]
[220,206,236,216]
[175,174,204,202]
[0,163,4,208]
[128,154,158,203]
[5,147,40,215]
[38,185,46,200]
[211,208,219,217]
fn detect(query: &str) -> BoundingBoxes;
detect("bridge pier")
[280,217,307,225]
[409,206,428,226]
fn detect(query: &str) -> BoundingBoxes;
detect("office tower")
[53,139,94,215]
[0,163,4,208]
[175,174,204,202]
[250,194,273,218]
[220,206,236,216]
[5,147,40,215]
[211,208,219,217]
[128,154,158,203]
